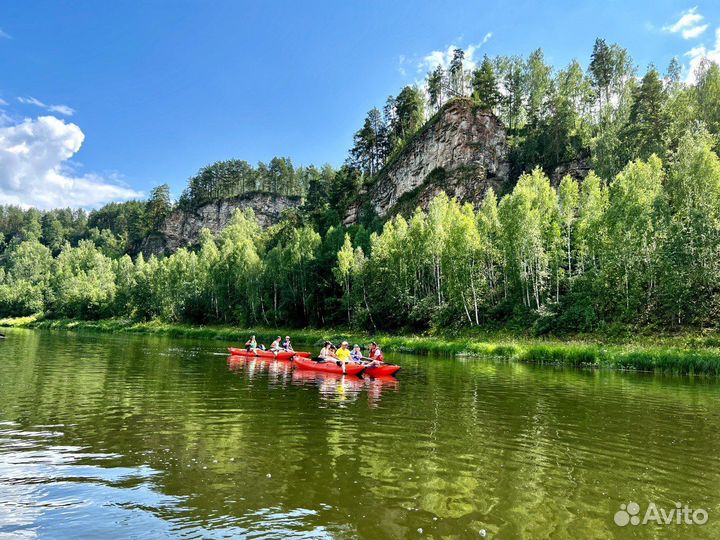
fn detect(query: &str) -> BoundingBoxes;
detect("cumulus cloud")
[684,27,720,83]
[663,7,708,39]
[0,29,10,39]
[18,96,75,116]
[419,34,493,73]
[0,116,141,209]
[396,33,494,79]
[683,23,709,39]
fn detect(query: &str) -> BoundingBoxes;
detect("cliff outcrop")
[140,192,301,256]
[347,98,510,222]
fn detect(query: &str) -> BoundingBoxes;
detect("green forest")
[2,39,720,334]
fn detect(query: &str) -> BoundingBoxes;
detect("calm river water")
[1,328,719,539]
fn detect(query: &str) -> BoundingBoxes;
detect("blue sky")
[0,0,719,209]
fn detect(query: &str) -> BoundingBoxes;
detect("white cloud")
[0,115,141,209]
[663,7,708,39]
[418,34,493,74]
[47,104,75,116]
[17,97,44,107]
[398,54,408,76]
[0,28,10,39]
[17,96,75,116]
[684,27,720,83]
[0,98,11,126]
[682,23,709,39]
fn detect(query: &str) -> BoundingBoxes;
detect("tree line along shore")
[1,40,720,348]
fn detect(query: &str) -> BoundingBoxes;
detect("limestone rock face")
[347,98,509,222]
[551,159,591,186]
[140,192,301,257]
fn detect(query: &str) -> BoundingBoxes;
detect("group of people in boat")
[244,335,385,364]
[244,335,294,352]
[318,340,384,364]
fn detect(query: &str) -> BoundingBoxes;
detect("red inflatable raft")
[293,357,366,376]
[363,364,401,377]
[227,348,310,360]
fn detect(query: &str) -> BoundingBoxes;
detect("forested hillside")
[2,38,720,333]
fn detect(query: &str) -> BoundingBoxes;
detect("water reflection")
[2,329,720,539]
[228,354,400,406]
[0,421,183,540]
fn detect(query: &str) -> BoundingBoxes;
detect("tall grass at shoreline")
[2,316,720,375]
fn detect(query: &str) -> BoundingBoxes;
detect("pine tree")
[350,108,386,175]
[471,55,501,111]
[589,38,613,109]
[625,66,668,160]
[427,65,445,112]
[147,184,172,231]
[393,86,425,141]
[449,48,466,97]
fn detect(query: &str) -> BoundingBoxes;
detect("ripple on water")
[3,331,720,539]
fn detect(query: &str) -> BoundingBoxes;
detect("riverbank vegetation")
[1,130,719,334]
[4,316,720,375]
[1,40,720,341]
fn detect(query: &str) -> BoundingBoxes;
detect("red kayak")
[363,364,401,377]
[293,356,365,376]
[227,348,310,360]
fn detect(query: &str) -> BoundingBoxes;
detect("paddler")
[245,335,257,351]
[336,341,351,375]
[282,335,294,351]
[368,341,385,364]
[270,336,283,352]
[336,341,351,363]
[351,344,363,362]
[318,341,332,360]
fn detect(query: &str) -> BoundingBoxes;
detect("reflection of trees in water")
[3,332,720,539]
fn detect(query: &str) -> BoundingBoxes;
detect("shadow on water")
[1,327,720,539]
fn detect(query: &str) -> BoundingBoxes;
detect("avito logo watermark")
[614,501,708,527]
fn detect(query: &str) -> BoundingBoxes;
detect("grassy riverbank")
[3,315,720,375]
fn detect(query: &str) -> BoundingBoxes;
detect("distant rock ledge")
[140,192,301,257]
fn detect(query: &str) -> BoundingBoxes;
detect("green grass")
[3,315,720,375]
[0,314,41,327]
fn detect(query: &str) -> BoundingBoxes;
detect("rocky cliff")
[140,192,301,256]
[347,98,510,223]
[550,159,591,185]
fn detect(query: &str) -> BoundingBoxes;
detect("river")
[0,328,719,539]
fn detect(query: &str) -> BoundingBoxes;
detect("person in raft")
[318,341,332,360]
[270,336,283,352]
[351,344,363,362]
[282,335,293,351]
[245,335,257,351]
[368,342,385,364]
[336,341,351,363]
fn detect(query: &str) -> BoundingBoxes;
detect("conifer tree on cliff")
[472,55,501,112]
[449,48,466,97]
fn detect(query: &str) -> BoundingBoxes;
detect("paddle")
[357,356,396,368]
